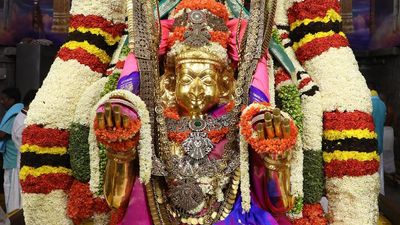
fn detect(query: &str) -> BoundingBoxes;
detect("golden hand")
[255,108,294,212]
[95,102,137,210]
[96,102,130,131]
[256,108,291,141]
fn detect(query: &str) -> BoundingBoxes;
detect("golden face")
[175,62,222,118]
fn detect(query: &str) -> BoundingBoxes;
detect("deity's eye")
[201,76,214,86]
[179,75,193,85]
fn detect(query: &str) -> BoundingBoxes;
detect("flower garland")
[70,0,126,24]
[287,0,379,223]
[26,58,102,129]
[67,180,110,225]
[240,103,298,155]
[69,123,91,182]
[23,124,69,147]
[74,77,109,126]
[302,151,324,203]
[292,203,328,225]
[167,26,230,49]
[94,119,141,152]
[101,72,120,97]
[21,2,127,225]
[22,191,72,225]
[69,77,108,183]
[174,0,229,21]
[97,144,108,196]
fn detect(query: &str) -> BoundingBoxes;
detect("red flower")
[275,68,291,86]
[67,180,111,225]
[323,111,374,131]
[23,125,69,147]
[175,0,229,22]
[292,204,328,225]
[325,159,379,178]
[21,173,73,194]
[69,14,126,38]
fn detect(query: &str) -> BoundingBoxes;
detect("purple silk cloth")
[214,196,279,225]
[117,71,140,95]
[249,85,269,103]
[118,178,153,225]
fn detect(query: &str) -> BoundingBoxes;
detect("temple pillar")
[340,0,354,34]
[51,0,71,33]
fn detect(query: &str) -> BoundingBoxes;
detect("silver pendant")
[182,132,214,160]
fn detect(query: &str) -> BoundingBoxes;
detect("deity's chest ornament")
[182,118,214,160]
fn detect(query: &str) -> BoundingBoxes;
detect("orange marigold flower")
[210,31,229,48]
[176,0,229,22]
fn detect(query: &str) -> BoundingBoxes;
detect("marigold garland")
[21,173,73,194]
[168,28,229,49]
[69,27,121,46]
[175,0,229,21]
[20,166,72,180]
[292,203,328,225]
[67,181,110,225]
[94,119,141,144]
[294,34,348,64]
[20,144,67,155]
[69,14,126,37]
[62,41,111,64]
[58,47,108,74]
[240,103,298,155]
[323,150,379,163]
[323,111,374,131]
[292,31,346,51]
[22,125,69,147]
[288,1,340,25]
[323,129,377,141]
[325,159,379,178]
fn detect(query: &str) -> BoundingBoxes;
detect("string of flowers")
[240,103,298,155]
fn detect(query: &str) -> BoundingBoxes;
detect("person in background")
[0,87,23,213]
[370,87,387,195]
[10,89,37,211]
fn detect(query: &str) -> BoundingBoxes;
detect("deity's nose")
[191,78,205,98]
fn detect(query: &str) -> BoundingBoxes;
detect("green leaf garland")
[68,123,91,182]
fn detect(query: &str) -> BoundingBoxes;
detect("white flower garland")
[89,90,152,196]
[22,190,72,225]
[74,77,109,126]
[284,41,323,152]
[70,0,126,24]
[268,55,275,107]
[168,42,229,65]
[303,47,372,113]
[288,133,304,219]
[89,122,101,195]
[93,213,110,225]
[26,58,102,129]
[326,173,380,225]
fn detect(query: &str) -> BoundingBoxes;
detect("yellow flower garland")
[290,9,342,31]
[69,27,121,46]
[20,166,72,180]
[62,41,111,64]
[323,150,379,163]
[20,144,67,155]
[323,129,377,141]
[292,31,346,51]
